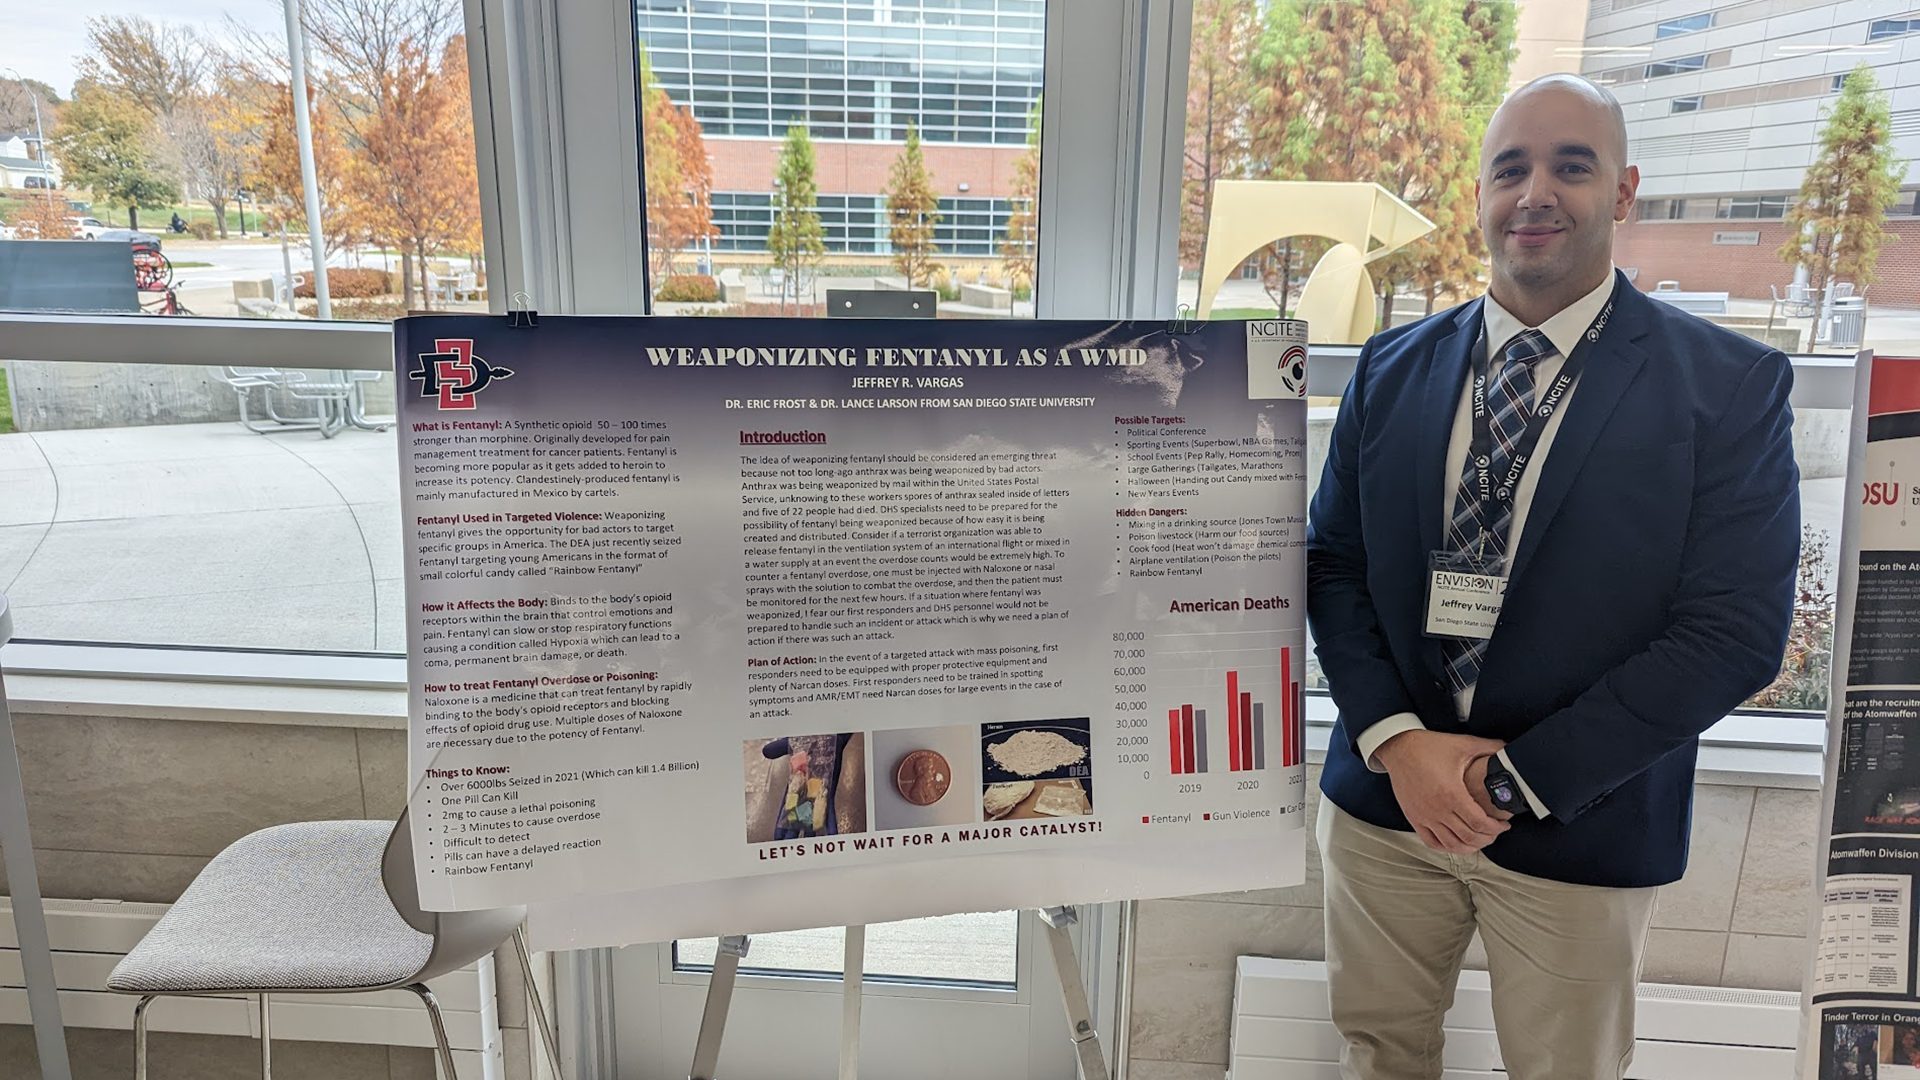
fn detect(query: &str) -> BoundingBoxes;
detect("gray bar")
[1194,708,1208,773]
[1253,702,1267,771]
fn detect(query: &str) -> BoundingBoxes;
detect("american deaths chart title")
[392,315,1312,945]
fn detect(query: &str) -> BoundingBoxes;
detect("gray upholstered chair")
[106,811,563,1080]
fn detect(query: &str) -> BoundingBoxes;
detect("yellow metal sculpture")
[1197,181,1436,344]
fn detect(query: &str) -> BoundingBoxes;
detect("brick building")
[1613,213,1920,304]
[638,0,1043,263]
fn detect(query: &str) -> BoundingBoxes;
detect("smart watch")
[1484,759,1530,818]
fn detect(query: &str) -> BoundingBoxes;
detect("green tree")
[766,124,826,314]
[54,82,179,229]
[1000,95,1041,294]
[886,124,942,286]
[1780,64,1905,309]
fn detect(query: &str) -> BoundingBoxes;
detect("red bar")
[1227,671,1241,772]
[1242,693,1256,770]
[1281,648,1292,768]
[1182,705,1196,774]
[1294,681,1305,767]
[1169,708,1183,774]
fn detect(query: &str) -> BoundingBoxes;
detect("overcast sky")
[0,1,282,100]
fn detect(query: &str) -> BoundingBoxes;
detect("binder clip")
[1166,303,1200,335]
[508,291,539,329]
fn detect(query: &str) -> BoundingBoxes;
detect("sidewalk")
[0,421,403,651]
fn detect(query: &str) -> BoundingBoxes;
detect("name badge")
[1425,566,1507,640]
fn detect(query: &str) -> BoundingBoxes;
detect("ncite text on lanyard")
[1463,281,1621,532]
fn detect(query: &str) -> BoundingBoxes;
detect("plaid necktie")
[1441,328,1556,699]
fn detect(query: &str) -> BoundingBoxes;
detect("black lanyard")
[1464,281,1620,523]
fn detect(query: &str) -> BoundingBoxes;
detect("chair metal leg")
[260,992,272,1080]
[513,926,567,1080]
[409,983,461,1080]
[133,996,155,1080]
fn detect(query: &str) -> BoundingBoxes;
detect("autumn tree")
[766,125,826,314]
[1242,0,1510,325]
[1182,0,1259,275]
[77,15,206,121]
[886,124,942,286]
[350,36,482,310]
[1780,65,1905,309]
[54,82,179,229]
[0,78,61,141]
[163,79,255,237]
[253,83,359,260]
[296,0,464,132]
[640,42,717,281]
[1000,96,1040,293]
[10,194,73,239]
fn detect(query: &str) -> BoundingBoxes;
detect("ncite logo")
[1277,343,1308,396]
[409,338,515,410]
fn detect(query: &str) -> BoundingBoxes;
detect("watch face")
[1490,781,1516,808]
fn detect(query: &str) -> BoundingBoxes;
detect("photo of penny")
[870,726,979,830]
[895,749,952,806]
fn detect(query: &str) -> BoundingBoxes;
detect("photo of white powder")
[989,730,1088,777]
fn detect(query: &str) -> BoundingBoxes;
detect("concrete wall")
[3,362,397,433]
[1126,766,1822,1080]
[0,711,534,1080]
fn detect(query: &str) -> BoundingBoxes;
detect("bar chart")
[1160,636,1305,776]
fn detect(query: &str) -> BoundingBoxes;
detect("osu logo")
[1865,481,1903,506]
[408,338,515,410]
[1277,344,1308,396]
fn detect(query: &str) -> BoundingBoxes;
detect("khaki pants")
[1318,799,1657,1080]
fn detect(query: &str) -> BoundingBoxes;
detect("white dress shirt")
[1352,267,1619,820]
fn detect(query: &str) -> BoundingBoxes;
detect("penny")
[895,749,952,806]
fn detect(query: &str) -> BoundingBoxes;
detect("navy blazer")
[1307,271,1799,888]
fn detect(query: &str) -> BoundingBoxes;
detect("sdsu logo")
[409,338,515,410]
[1278,344,1308,396]
[1865,481,1903,506]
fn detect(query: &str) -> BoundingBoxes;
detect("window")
[1656,12,1714,37]
[1889,190,1920,217]
[1671,95,1705,112]
[0,5,486,325]
[1646,54,1710,77]
[1639,198,1685,220]
[1718,194,1792,219]
[1868,16,1920,40]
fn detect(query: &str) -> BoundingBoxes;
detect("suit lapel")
[1503,280,1653,588]
[1416,301,1484,557]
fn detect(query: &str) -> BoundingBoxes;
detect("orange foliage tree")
[252,83,360,262]
[347,35,482,309]
[640,43,717,281]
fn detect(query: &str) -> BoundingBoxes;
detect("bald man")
[1306,74,1798,1079]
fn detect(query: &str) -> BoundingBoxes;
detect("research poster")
[392,315,1309,943]
[1806,355,1920,1079]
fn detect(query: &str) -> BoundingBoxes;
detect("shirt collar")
[1482,265,1617,360]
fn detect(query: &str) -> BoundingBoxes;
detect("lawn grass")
[1208,306,1284,320]
[0,367,14,435]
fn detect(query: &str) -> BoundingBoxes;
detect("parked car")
[94,228,161,246]
[0,223,16,240]
[66,216,108,240]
